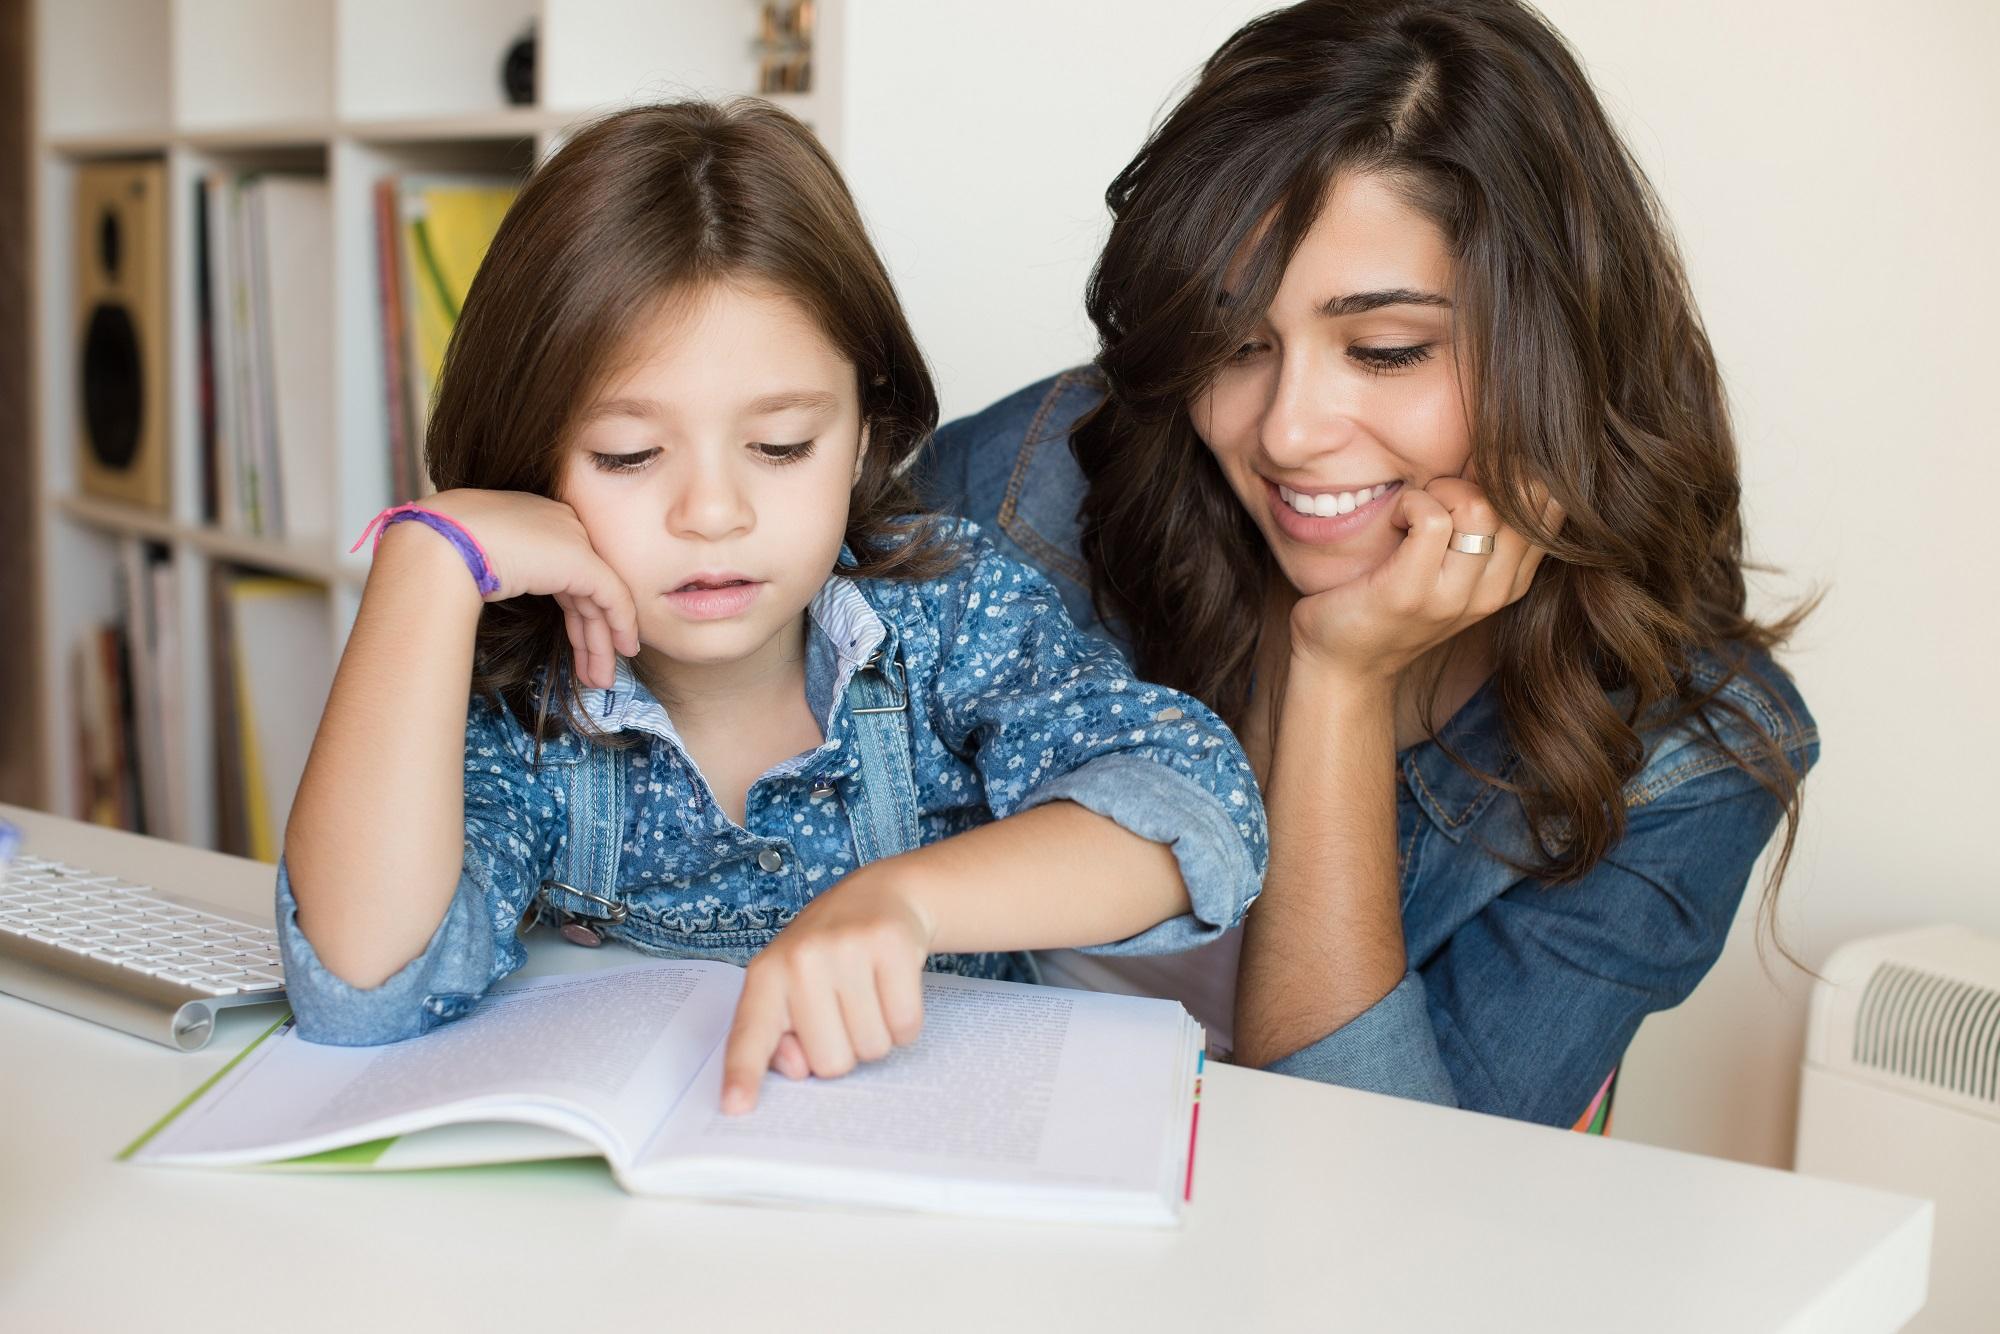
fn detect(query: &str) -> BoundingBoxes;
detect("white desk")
[0,804,1932,1332]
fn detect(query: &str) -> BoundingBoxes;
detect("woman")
[919,0,1818,1128]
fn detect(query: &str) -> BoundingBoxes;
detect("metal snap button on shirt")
[756,848,785,873]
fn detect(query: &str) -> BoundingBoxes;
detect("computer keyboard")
[0,853,288,1050]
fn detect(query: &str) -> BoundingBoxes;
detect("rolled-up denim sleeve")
[927,527,1267,952]
[1265,971,1456,1104]
[274,695,560,1046]
[1262,744,1815,1123]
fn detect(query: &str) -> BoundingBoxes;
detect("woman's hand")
[392,488,641,689]
[719,863,935,1114]
[1289,478,1555,684]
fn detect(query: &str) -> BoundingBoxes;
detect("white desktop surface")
[0,804,1932,1332]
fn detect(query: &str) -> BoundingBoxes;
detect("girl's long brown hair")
[1075,0,1813,936]
[426,100,957,742]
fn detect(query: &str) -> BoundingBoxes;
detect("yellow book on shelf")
[222,576,333,863]
[394,176,519,447]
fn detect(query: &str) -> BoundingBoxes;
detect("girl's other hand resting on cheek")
[417,488,642,689]
[719,862,937,1114]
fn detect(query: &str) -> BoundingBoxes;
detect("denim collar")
[1399,673,1517,843]
[574,574,888,748]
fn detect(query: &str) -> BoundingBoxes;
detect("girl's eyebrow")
[579,389,838,423]
[581,396,660,423]
[745,389,838,415]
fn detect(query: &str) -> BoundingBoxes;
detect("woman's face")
[1190,171,1473,597]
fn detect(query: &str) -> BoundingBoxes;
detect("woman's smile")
[1265,477,1402,544]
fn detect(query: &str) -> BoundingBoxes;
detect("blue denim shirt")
[920,370,1821,1128]
[276,520,1268,1046]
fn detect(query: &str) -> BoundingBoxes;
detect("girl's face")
[1190,171,1474,597]
[559,280,863,673]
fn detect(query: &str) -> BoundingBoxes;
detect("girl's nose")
[668,458,753,541]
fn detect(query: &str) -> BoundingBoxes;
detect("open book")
[124,959,1206,1226]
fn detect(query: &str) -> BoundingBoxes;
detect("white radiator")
[1796,925,1999,1333]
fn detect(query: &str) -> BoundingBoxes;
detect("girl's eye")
[1350,344,1434,374]
[1228,341,1269,364]
[753,441,817,465]
[588,448,660,474]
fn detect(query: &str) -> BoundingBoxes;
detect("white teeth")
[1279,481,1397,518]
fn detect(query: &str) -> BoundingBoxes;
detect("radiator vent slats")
[1855,963,2000,1102]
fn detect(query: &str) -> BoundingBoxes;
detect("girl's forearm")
[886,801,1188,953]
[285,524,486,987]
[1231,661,1405,1069]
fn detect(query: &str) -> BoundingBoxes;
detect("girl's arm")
[720,526,1267,1110]
[285,491,639,991]
[286,524,484,986]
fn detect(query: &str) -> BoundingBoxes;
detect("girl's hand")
[398,488,641,689]
[720,864,935,1114]
[1289,478,1556,685]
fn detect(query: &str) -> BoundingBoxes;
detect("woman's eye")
[753,441,817,465]
[1350,344,1434,373]
[588,448,660,474]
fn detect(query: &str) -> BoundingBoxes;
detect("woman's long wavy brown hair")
[1075,0,1813,936]
[426,100,957,743]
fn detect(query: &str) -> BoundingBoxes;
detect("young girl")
[278,100,1266,1113]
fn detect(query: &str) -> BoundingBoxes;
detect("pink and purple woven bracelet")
[349,503,501,596]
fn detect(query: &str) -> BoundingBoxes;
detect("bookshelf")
[30,0,838,852]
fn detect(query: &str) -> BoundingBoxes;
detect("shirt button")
[757,848,785,873]
[810,782,836,799]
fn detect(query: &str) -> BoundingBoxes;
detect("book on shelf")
[73,623,136,833]
[380,173,519,498]
[125,960,1207,1226]
[207,571,333,861]
[74,546,181,840]
[197,171,333,542]
[114,542,175,840]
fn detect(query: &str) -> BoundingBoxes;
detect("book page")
[133,960,743,1168]
[638,974,1194,1203]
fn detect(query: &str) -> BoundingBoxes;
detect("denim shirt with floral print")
[275,520,1270,1046]
[919,370,1821,1128]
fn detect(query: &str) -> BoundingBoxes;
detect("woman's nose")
[1258,353,1359,471]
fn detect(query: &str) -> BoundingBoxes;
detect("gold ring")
[1449,531,1496,555]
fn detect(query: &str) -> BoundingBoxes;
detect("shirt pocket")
[614,881,800,966]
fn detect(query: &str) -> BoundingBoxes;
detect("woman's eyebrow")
[1317,288,1452,316]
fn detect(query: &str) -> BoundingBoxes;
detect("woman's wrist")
[1282,649,1397,719]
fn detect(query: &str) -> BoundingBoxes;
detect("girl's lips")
[1265,479,1401,543]
[663,581,764,620]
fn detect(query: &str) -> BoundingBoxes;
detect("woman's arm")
[1232,659,1405,1067]
[1264,752,1811,1122]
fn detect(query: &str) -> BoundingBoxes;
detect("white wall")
[840,0,2000,1168]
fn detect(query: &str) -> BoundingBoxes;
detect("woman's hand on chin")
[1288,477,1555,685]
